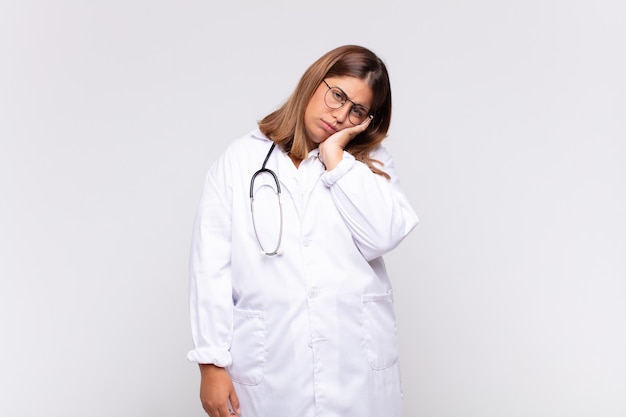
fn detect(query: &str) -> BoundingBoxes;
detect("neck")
[288,152,302,168]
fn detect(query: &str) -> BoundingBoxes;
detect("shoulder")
[369,143,394,165]
[223,129,273,157]
[205,130,273,186]
[210,129,273,173]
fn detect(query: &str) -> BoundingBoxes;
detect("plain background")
[1,1,625,416]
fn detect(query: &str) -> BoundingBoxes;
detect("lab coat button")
[303,238,312,246]
[308,288,318,298]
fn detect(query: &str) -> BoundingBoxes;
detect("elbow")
[357,215,418,261]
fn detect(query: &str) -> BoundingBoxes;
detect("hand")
[318,115,373,170]
[199,364,241,417]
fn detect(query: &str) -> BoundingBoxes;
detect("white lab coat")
[188,129,418,417]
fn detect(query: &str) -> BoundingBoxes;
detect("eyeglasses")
[322,79,371,125]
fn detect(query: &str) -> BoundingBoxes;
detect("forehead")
[324,76,373,107]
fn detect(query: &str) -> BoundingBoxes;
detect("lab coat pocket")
[362,293,399,370]
[229,307,267,385]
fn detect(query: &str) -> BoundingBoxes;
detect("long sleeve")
[185,132,412,415]
[187,158,234,366]
[320,146,418,261]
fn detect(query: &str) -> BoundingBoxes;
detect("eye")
[330,88,346,103]
[351,105,368,118]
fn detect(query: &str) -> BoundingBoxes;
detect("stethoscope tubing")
[249,143,283,256]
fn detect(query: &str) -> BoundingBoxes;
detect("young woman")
[188,45,418,417]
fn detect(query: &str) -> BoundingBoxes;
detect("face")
[303,76,374,145]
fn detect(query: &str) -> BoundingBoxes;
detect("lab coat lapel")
[272,148,324,219]
[273,149,298,199]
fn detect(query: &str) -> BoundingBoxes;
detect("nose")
[331,104,351,123]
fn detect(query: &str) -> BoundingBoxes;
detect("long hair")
[258,45,392,178]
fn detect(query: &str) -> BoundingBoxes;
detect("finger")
[203,402,232,417]
[221,405,233,417]
[358,114,374,131]
[229,389,241,415]
[214,405,232,417]
[347,115,373,136]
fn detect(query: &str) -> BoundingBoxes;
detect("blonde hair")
[258,45,392,178]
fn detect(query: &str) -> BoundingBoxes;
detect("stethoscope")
[249,143,283,256]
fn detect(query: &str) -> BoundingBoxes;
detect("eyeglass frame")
[322,79,372,126]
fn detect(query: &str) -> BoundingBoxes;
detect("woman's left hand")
[318,116,373,170]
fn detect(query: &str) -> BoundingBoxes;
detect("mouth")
[321,119,338,133]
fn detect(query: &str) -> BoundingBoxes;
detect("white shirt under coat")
[188,129,418,417]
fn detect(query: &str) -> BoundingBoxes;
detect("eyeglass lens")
[324,87,370,125]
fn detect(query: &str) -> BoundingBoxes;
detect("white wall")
[1,1,624,416]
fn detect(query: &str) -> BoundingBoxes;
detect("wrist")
[320,146,344,171]
[199,363,224,375]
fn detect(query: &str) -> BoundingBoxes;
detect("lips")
[321,120,338,133]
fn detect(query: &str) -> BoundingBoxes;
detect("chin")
[305,126,329,145]
[317,131,332,143]
[309,134,327,145]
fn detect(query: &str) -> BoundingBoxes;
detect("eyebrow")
[325,80,370,110]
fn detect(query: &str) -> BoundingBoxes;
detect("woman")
[188,45,418,417]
